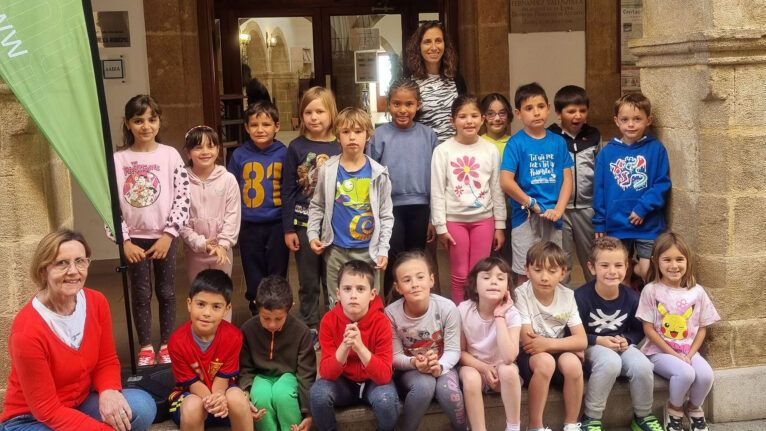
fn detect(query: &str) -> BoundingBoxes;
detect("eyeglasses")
[485,110,509,119]
[50,257,91,273]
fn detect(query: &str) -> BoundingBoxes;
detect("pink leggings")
[445,217,495,304]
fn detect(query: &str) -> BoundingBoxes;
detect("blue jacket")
[227,140,288,223]
[592,134,670,239]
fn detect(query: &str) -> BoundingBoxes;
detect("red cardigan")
[1,288,121,430]
[318,295,393,385]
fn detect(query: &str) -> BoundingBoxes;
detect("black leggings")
[127,237,178,346]
[384,204,430,297]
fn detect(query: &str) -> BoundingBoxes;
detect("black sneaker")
[665,414,683,431]
[631,414,663,431]
[689,416,708,431]
[580,415,602,431]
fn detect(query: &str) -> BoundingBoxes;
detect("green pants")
[325,245,381,309]
[251,373,302,431]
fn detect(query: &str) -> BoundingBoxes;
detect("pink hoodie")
[180,165,241,254]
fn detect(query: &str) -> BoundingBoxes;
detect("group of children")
[111,77,719,431]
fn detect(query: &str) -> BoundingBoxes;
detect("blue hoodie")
[592,134,670,239]
[227,139,288,223]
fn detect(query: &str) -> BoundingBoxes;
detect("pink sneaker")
[138,349,155,367]
[158,347,171,365]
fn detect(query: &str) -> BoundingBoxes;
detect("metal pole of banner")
[80,0,137,376]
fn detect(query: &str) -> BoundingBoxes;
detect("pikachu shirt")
[636,282,720,356]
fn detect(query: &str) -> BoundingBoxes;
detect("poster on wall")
[94,11,130,47]
[354,51,377,83]
[620,0,642,94]
[510,0,585,33]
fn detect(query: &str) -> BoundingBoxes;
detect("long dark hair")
[405,21,458,80]
[121,94,162,149]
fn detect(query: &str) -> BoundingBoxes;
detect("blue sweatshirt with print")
[592,134,670,239]
[228,139,288,223]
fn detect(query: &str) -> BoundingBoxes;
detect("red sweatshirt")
[1,288,121,430]
[318,295,393,385]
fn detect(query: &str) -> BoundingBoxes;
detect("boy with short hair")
[515,242,587,431]
[308,107,394,307]
[228,100,289,315]
[574,237,661,431]
[501,82,574,285]
[592,93,671,282]
[548,85,602,286]
[239,275,317,431]
[168,269,254,430]
[308,260,400,431]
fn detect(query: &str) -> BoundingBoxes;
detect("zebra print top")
[414,74,467,143]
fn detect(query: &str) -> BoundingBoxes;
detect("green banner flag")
[0,0,115,234]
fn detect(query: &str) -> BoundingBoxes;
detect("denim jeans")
[0,389,156,431]
[309,376,400,431]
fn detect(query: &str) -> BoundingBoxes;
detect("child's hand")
[284,232,300,251]
[291,416,313,431]
[594,232,605,239]
[146,234,173,260]
[205,238,217,253]
[123,240,146,264]
[204,392,228,417]
[343,323,363,351]
[412,354,431,373]
[596,335,623,352]
[493,291,514,317]
[482,364,499,391]
[250,404,267,422]
[426,223,437,243]
[628,211,644,225]
[438,232,457,249]
[309,239,325,255]
[522,331,550,355]
[678,353,691,364]
[541,208,563,222]
[492,229,505,251]
[615,335,629,352]
[424,350,441,376]
[375,256,388,270]
[208,244,230,266]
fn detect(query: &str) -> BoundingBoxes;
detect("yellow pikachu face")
[657,302,693,340]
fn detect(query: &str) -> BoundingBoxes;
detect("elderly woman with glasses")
[0,229,156,431]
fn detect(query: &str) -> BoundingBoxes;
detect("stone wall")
[457,0,511,99]
[631,0,766,419]
[0,79,74,402]
[143,0,205,153]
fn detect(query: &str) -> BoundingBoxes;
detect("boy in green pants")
[239,276,317,430]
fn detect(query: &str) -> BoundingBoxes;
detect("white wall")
[508,31,585,133]
[73,0,151,260]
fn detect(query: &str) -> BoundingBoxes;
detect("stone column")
[143,0,204,152]
[457,0,511,99]
[0,80,74,402]
[630,0,766,421]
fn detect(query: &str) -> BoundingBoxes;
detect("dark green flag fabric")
[0,1,114,234]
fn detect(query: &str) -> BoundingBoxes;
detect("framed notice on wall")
[510,0,585,33]
[354,51,377,83]
[620,0,642,94]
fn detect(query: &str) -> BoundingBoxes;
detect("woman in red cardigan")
[0,230,156,431]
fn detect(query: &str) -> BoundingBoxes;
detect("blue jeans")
[309,376,400,431]
[0,389,156,431]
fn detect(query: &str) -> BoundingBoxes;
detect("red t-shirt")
[168,320,242,401]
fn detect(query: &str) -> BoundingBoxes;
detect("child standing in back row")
[113,94,190,366]
[637,232,719,431]
[308,107,394,306]
[431,95,507,304]
[180,125,241,321]
[228,101,289,315]
[282,87,341,329]
[368,77,439,297]
[592,93,671,283]
[548,85,601,286]
[501,82,574,285]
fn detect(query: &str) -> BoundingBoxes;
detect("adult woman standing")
[405,20,467,144]
[0,230,156,431]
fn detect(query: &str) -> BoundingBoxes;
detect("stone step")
[149,376,670,430]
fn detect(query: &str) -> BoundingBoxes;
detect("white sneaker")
[563,423,582,431]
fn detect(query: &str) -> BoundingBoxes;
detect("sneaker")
[137,348,155,367]
[685,404,709,431]
[664,410,683,431]
[632,414,663,431]
[158,347,171,364]
[580,415,602,431]
[563,423,582,431]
